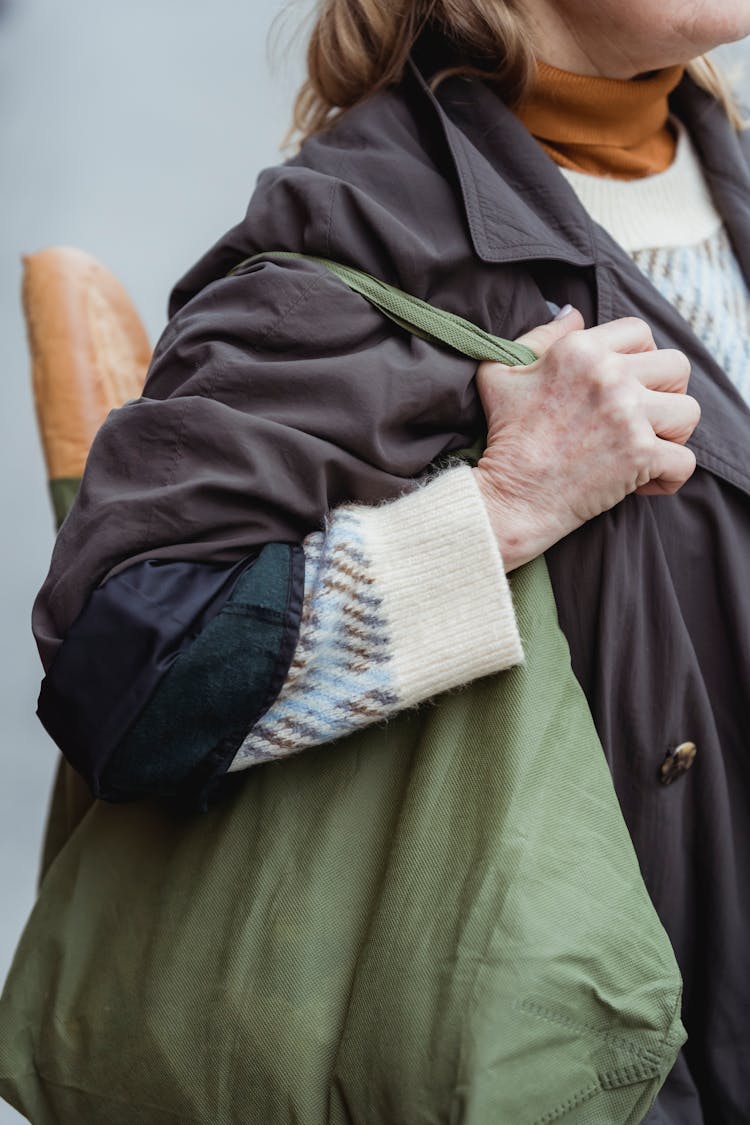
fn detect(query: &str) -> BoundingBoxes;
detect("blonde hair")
[282,0,744,148]
[688,54,745,129]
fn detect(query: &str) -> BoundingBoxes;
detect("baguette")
[22,246,151,481]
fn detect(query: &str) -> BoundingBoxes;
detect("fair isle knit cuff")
[230,465,523,771]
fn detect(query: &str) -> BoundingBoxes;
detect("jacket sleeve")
[32,146,508,808]
[37,463,523,807]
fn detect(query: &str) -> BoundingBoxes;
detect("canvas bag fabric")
[0,263,685,1124]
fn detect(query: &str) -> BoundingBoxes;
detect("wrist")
[472,467,541,573]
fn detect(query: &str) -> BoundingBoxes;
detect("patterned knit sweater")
[560,118,750,411]
[230,114,750,774]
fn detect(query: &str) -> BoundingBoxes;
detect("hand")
[473,308,700,572]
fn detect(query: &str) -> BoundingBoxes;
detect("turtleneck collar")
[515,60,686,180]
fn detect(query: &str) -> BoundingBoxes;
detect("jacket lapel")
[672,76,750,285]
[405,54,596,269]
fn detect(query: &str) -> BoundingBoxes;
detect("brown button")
[659,741,697,786]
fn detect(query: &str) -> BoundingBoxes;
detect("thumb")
[515,305,585,358]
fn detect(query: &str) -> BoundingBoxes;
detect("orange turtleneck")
[514,60,686,180]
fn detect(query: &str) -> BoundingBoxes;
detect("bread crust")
[23,246,151,480]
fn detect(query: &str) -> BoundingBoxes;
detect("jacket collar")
[406,37,750,283]
[405,50,597,268]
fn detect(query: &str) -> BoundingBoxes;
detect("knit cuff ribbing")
[357,465,524,705]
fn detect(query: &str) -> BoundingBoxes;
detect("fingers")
[513,305,585,359]
[480,310,700,507]
[637,438,697,496]
[643,388,701,443]
[626,348,691,392]
[490,314,661,382]
[578,316,657,354]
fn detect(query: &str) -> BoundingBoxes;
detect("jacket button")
[659,741,697,785]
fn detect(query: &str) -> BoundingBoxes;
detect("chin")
[716,25,750,48]
[693,12,750,51]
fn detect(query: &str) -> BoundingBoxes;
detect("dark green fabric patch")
[101,542,304,806]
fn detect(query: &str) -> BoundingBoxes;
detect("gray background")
[0,4,747,1121]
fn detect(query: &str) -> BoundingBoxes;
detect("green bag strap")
[228,252,538,368]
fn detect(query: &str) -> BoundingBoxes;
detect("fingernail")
[554,303,574,320]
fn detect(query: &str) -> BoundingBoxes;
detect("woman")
[8,1,750,1121]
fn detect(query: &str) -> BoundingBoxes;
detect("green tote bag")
[0,256,685,1125]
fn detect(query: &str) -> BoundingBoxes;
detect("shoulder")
[169,81,466,315]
